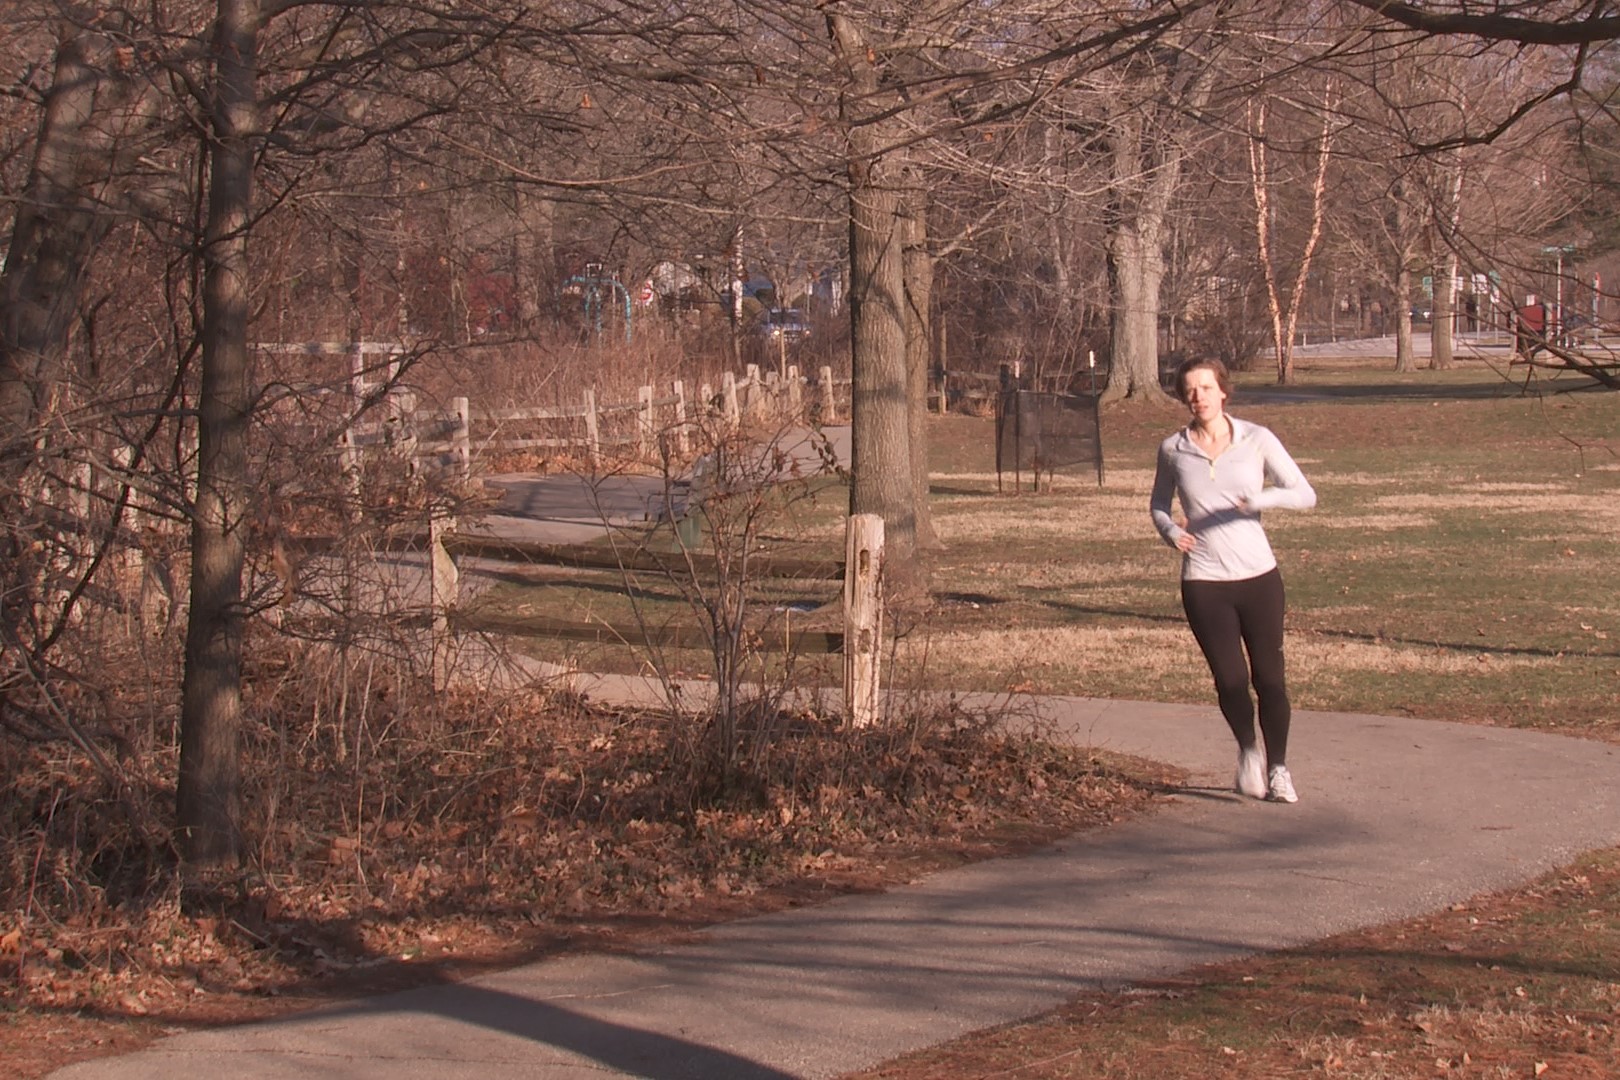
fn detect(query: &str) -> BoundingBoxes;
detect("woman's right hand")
[1175,532,1197,553]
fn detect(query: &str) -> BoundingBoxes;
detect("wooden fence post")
[745,363,761,418]
[338,429,362,521]
[584,388,601,468]
[672,379,689,455]
[936,367,948,414]
[638,383,655,458]
[763,370,779,420]
[430,509,458,691]
[787,365,802,419]
[721,372,740,429]
[349,340,366,402]
[820,365,836,423]
[451,395,470,480]
[843,513,884,728]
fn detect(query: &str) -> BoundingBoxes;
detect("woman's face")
[1181,366,1227,427]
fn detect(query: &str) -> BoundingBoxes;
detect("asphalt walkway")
[50,687,1620,1079]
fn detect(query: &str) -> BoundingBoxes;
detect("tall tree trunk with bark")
[1431,169,1462,370]
[514,188,555,331]
[1101,110,1168,402]
[831,14,916,567]
[1430,258,1455,369]
[1394,262,1416,372]
[1389,178,1417,372]
[902,186,938,552]
[0,29,118,456]
[1098,51,1214,404]
[178,0,259,879]
[0,23,146,677]
[1105,220,1168,401]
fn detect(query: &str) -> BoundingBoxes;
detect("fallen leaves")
[4,697,1160,1043]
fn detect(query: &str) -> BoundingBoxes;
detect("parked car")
[758,307,811,342]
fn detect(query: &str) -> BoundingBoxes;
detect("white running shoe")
[1235,747,1267,799]
[1268,765,1299,803]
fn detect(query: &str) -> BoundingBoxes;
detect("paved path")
[62,410,1617,1076]
[1291,329,1516,361]
[51,684,1620,1079]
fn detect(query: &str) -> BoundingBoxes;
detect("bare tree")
[175,0,258,877]
[1248,91,1336,385]
[829,11,919,568]
[1096,31,1219,403]
[1342,0,1620,46]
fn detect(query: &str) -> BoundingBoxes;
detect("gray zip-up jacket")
[1150,415,1316,582]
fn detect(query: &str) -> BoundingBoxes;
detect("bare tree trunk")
[515,188,555,331]
[1394,263,1416,372]
[1431,259,1455,369]
[902,187,938,552]
[1105,223,1168,401]
[831,14,916,567]
[1043,124,1079,337]
[1098,55,1211,405]
[1248,96,1334,386]
[0,23,151,679]
[0,29,116,450]
[1388,176,1418,372]
[178,0,258,878]
[1327,263,1338,340]
[1431,169,1462,371]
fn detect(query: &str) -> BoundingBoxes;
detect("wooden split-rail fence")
[419,511,887,727]
[257,344,878,722]
[331,362,851,479]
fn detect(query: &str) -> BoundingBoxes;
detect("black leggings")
[1180,568,1291,767]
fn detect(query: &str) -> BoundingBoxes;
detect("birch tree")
[1247,91,1336,385]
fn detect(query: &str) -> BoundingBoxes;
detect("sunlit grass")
[480,361,1620,733]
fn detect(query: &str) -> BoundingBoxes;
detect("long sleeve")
[1151,419,1313,582]
[1247,429,1316,513]
[1150,441,1187,549]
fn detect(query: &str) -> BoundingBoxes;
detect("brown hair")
[1174,357,1233,403]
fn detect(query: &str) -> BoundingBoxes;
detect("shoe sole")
[1235,752,1267,799]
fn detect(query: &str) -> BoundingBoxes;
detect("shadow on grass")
[1292,943,1620,987]
[929,484,1001,497]
[1239,376,1611,404]
[1035,597,1620,660]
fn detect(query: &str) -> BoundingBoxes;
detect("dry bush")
[1,625,1156,1014]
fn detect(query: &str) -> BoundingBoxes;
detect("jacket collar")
[1179,414,1254,448]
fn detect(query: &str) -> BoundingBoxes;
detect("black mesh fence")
[994,389,1104,492]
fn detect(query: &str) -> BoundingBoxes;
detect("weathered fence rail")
[449,610,843,656]
[258,342,877,717]
[421,514,879,717]
[335,361,851,479]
